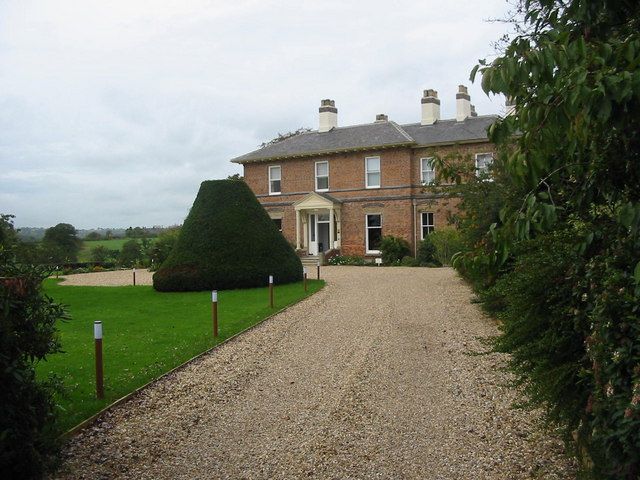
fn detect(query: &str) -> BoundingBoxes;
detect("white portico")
[293,192,341,255]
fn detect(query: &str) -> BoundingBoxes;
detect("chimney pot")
[375,113,388,122]
[456,84,472,121]
[421,87,440,125]
[319,99,337,132]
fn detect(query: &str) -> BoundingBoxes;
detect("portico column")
[295,209,301,249]
[302,213,308,250]
[329,207,335,250]
[335,209,341,248]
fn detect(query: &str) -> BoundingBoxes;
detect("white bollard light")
[94,320,103,340]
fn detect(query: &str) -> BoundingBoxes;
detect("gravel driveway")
[54,267,576,479]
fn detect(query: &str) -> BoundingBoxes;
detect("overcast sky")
[0,0,512,229]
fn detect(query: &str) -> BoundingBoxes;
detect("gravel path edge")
[59,284,325,440]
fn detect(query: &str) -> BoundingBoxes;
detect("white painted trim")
[268,165,281,195]
[420,157,435,184]
[365,213,382,254]
[365,156,381,189]
[315,160,329,192]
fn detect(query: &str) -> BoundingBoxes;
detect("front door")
[308,212,331,255]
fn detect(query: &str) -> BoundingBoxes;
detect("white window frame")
[421,212,435,239]
[365,213,382,254]
[315,161,329,192]
[365,156,381,189]
[268,165,281,195]
[420,157,435,184]
[475,153,494,178]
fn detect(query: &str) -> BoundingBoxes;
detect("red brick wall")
[242,141,494,257]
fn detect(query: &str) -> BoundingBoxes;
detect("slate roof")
[231,115,497,164]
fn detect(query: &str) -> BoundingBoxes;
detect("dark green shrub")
[153,180,302,291]
[89,245,118,263]
[429,229,465,266]
[118,240,143,268]
[400,255,419,267]
[379,236,410,265]
[0,251,66,478]
[417,236,440,266]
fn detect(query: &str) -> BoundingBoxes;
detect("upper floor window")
[365,156,380,188]
[269,165,281,195]
[421,157,435,184]
[421,212,435,239]
[315,161,329,191]
[475,153,494,177]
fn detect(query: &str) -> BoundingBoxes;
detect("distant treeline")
[17,225,179,242]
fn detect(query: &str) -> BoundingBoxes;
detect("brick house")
[231,85,498,261]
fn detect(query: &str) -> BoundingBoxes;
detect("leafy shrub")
[89,245,118,263]
[327,255,366,266]
[379,236,410,265]
[148,227,180,270]
[118,240,143,268]
[400,255,419,267]
[428,229,465,266]
[0,252,66,478]
[153,180,302,291]
[417,235,439,266]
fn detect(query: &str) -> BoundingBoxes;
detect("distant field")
[79,238,154,262]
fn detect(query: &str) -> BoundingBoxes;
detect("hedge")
[153,180,303,291]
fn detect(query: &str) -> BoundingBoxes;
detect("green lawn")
[38,278,324,434]
[78,238,153,261]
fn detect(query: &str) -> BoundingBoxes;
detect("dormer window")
[269,165,281,195]
[315,161,329,191]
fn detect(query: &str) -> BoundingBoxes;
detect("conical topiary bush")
[153,180,302,291]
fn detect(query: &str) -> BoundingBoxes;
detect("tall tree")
[42,223,81,264]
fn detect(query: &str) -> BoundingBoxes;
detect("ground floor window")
[273,218,282,232]
[366,214,382,253]
[421,212,434,238]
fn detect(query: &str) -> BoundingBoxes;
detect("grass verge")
[38,278,324,434]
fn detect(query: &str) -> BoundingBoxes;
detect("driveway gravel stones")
[53,266,576,479]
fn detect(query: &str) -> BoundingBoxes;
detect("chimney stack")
[470,104,478,117]
[319,99,337,132]
[421,89,440,125]
[456,85,472,121]
[375,113,388,122]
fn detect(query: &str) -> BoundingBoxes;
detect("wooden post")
[317,261,320,280]
[212,290,218,338]
[132,268,136,286]
[303,267,308,292]
[269,275,274,308]
[94,321,104,399]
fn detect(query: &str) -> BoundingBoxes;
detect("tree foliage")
[448,1,640,477]
[42,223,81,264]
[0,251,66,478]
